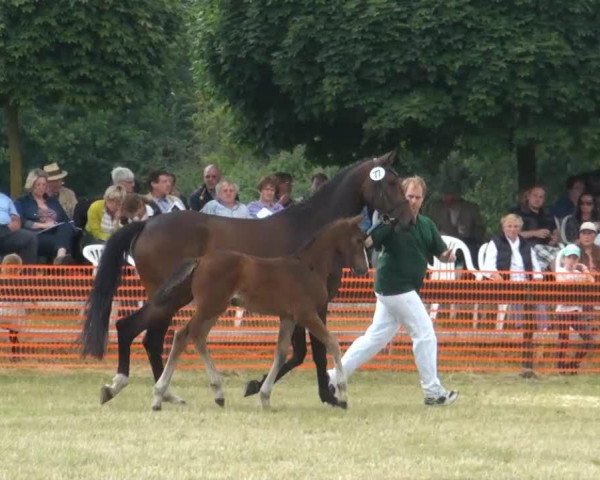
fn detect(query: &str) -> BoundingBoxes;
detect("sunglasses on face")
[580,200,594,206]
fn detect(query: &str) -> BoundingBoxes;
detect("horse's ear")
[374,150,397,166]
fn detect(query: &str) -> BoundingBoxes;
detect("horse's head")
[361,151,413,227]
[335,216,369,276]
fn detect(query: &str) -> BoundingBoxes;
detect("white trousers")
[330,290,445,397]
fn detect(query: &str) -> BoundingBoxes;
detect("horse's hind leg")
[259,318,296,409]
[243,323,306,397]
[151,322,192,411]
[100,306,152,404]
[192,316,223,407]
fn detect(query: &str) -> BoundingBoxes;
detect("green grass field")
[1,369,599,480]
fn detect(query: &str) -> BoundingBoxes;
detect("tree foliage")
[199,0,600,178]
[0,0,186,194]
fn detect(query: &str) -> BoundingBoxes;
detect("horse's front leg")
[259,318,296,409]
[311,306,340,407]
[243,321,307,397]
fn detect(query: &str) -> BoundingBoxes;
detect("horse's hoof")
[100,385,114,405]
[338,401,348,410]
[215,398,225,407]
[243,380,262,397]
[319,388,340,408]
[151,403,162,412]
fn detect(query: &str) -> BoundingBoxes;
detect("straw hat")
[43,162,68,181]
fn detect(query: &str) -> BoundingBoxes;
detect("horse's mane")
[281,159,367,218]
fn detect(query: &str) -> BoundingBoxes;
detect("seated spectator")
[309,172,329,194]
[111,166,136,193]
[427,183,486,265]
[0,253,26,361]
[554,244,596,374]
[201,180,250,218]
[247,175,285,218]
[120,193,155,223]
[550,175,586,221]
[146,170,186,214]
[0,192,38,264]
[559,192,600,243]
[83,185,127,245]
[510,185,560,270]
[481,213,542,378]
[14,169,77,264]
[43,162,78,220]
[166,172,189,209]
[274,172,295,208]
[576,222,600,272]
[189,164,221,211]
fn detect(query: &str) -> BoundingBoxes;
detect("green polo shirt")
[371,214,447,295]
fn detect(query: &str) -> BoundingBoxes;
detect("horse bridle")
[372,166,406,225]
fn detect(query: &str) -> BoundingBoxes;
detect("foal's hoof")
[100,385,114,405]
[338,400,348,410]
[163,391,186,405]
[243,380,262,397]
[215,398,225,407]
[151,403,162,412]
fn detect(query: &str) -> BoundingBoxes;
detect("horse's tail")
[153,258,199,305]
[81,221,147,359]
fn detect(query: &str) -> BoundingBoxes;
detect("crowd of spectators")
[2,161,600,376]
[0,161,317,266]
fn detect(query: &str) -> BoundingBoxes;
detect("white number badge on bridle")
[369,166,385,182]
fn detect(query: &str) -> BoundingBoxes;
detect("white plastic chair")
[427,235,478,320]
[475,241,508,330]
[82,244,105,275]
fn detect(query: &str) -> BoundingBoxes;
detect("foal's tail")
[81,221,146,359]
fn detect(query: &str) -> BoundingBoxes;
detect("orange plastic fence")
[1,265,599,375]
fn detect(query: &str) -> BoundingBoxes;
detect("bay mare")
[82,151,412,406]
[150,216,368,411]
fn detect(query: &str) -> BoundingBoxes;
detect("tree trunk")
[5,101,23,197]
[516,144,536,192]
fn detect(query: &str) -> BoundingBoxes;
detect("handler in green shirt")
[329,176,459,406]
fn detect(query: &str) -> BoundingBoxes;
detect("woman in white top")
[201,180,250,219]
[481,213,543,378]
[554,243,595,374]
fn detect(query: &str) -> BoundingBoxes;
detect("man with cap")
[43,162,77,219]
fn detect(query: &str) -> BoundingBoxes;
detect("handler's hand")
[439,248,456,263]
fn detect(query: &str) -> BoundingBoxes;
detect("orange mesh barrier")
[1,265,599,374]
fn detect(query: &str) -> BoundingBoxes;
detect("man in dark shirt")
[189,164,221,211]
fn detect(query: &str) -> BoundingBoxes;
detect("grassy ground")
[0,369,599,480]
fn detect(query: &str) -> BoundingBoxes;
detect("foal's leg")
[192,316,224,407]
[151,322,192,411]
[303,314,348,409]
[259,318,296,409]
[243,323,306,396]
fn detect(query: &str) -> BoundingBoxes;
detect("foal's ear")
[374,150,397,167]
[350,214,364,227]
